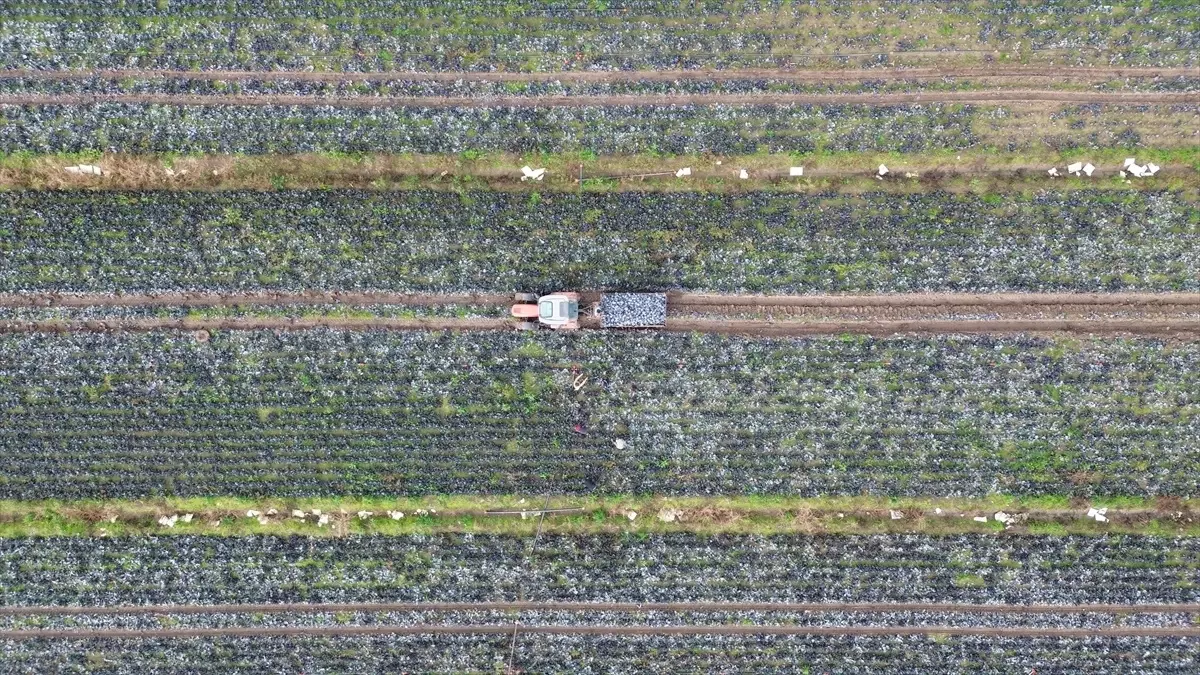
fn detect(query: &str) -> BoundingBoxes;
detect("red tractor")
[510,292,581,330]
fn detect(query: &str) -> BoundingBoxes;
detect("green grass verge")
[1,148,1197,194]
[0,495,1193,538]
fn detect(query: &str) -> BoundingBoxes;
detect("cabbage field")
[2,0,1197,71]
[3,0,1199,671]
[4,533,1195,606]
[2,330,1198,499]
[3,189,1197,294]
[1,534,1196,672]
[6,634,1196,674]
[0,102,994,155]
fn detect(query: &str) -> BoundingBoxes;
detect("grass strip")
[0,495,1194,538]
[1,148,1198,194]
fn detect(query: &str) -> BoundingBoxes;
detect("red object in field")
[511,304,540,318]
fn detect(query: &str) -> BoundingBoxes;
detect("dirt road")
[664,318,1200,337]
[669,292,1200,308]
[5,292,1200,336]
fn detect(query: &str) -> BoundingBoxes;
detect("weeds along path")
[2,625,1198,640]
[6,66,1198,84]
[2,601,1196,616]
[2,91,1197,108]
[4,153,1195,191]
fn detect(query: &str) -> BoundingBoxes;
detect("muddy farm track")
[4,292,1200,337]
[6,65,1198,84]
[3,90,1196,108]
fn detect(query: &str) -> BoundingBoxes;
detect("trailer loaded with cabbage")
[511,292,668,330]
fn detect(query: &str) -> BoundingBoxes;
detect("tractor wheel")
[515,321,539,331]
[514,292,538,303]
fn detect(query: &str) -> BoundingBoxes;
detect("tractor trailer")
[511,292,667,330]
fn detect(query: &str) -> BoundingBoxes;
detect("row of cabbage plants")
[0,102,984,154]
[5,634,1195,674]
[6,0,1186,20]
[2,0,1196,71]
[1,609,1189,631]
[6,76,1196,97]
[1,330,1197,499]
[3,189,1196,294]
[1,533,1196,606]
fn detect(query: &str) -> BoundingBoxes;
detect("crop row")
[6,0,1190,20]
[1,330,1198,498]
[6,77,1197,97]
[0,102,989,155]
[2,0,1197,71]
[5,634,1196,674]
[1,533,1196,607]
[2,102,1191,155]
[6,99,1190,155]
[2,189,1196,295]
[1,610,1190,632]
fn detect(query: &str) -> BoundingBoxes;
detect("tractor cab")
[511,292,580,330]
[538,294,579,326]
